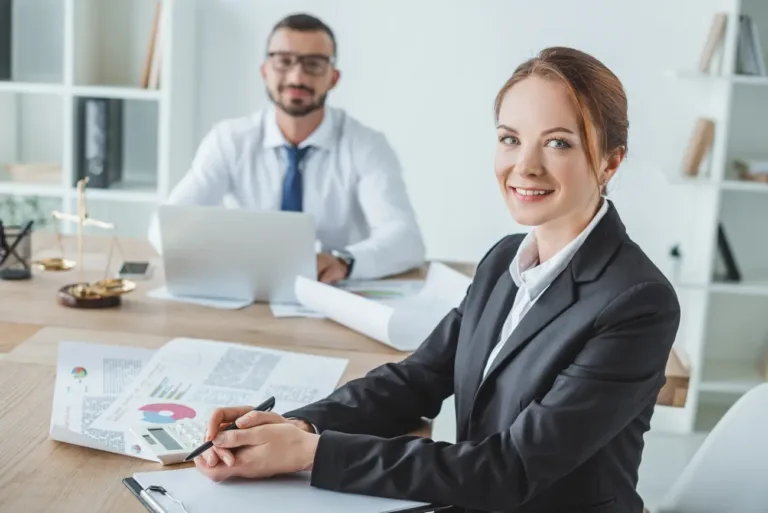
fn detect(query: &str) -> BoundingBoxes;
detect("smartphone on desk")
[118,261,153,280]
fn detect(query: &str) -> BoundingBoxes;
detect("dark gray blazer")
[284,200,681,513]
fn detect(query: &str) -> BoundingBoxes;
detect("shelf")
[700,359,765,394]
[676,280,768,296]
[667,176,768,193]
[0,182,64,198]
[0,84,160,101]
[721,180,768,192]
[74,181,158,203]
[709,280,768,296]
[732,75,768,86]
[0,82,65,95]
[71,85,161,102]
[672,70,768,86]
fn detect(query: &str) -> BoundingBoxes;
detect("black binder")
[0,0,11,80]
[75,97,124,188]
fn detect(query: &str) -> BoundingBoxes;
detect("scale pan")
[33,257,76,271]
[89,278,136,296]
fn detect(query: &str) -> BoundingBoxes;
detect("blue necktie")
[281,145,311,212]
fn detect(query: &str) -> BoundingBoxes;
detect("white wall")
[193,0,723,270]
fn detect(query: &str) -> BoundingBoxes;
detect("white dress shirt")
[147,105,426,280]
[482,199,609,378]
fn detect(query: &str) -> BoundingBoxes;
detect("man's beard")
[267,87,328,117]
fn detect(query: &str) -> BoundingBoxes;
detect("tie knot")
[284,144,311,164]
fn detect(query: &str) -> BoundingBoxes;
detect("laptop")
[157,204,317,304]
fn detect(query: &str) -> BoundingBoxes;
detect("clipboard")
[122,468,445,513]
[123,477,182,513]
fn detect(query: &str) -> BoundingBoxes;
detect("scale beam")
[51,211,115,230]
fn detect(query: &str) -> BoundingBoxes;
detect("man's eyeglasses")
[267,52,334,76]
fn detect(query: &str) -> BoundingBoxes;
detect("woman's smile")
[508,186,556,202]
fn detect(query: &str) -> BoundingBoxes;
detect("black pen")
[184,396,276,462]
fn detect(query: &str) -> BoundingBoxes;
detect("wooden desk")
[0,233,689,405]
[0,232,690,511]
[0,326,423,513]
[0,233,410,355]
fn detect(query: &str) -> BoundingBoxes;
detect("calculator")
[131,418,207,465]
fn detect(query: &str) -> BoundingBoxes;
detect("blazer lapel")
[476,264,576,395]
[464,200,628,423]
[458,271,518,433]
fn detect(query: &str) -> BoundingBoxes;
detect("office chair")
[656,383,768,513]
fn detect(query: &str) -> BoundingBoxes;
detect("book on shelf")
[681,118,715,177]
[714,223,741,283]
[699,12,728,73]
[141,0,163,89]
[733,158,768,182]
[75,97,124,189]
[736,15,767,76]
[0,0,11,80]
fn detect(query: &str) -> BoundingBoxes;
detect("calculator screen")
[148,428,183,450]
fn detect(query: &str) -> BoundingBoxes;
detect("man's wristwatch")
[330,248,355,279]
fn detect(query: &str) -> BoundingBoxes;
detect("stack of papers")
[50,342,158,461]
[294,263,471,351]
[49,338,349,460]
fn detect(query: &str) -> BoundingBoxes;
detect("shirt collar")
[262,105,336,151]
[510,198,609,299]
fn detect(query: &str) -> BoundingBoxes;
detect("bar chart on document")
[90,338,348,433]
[149,377,192,401]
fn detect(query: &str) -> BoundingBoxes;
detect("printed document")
[270,279,425,318]
[50,341,158,461]
[295,263,471,351]
[90,337,348,432]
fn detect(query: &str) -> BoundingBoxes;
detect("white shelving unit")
[662,0,768,434]
[0,0,197,238]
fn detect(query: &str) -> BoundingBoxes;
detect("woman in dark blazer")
[195,46,681,513]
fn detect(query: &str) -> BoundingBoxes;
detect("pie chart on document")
[139,403,197,424]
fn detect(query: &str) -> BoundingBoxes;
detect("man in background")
[148,13,425,283]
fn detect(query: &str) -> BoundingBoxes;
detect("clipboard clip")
[146,485,189,513]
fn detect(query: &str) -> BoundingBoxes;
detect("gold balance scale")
[33,177,136,309]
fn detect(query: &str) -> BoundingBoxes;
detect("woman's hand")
[194,406,319,482]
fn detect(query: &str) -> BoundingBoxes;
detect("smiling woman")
[193,46,680,513]
[493,46,629,262]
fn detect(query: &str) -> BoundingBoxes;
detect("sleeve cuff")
[287,417,319,434]
[310,431,350,491]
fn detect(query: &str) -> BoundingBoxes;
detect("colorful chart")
[71,367,87,379]
[139,403,197,424]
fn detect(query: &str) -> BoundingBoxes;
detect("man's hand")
[199,406,314,469]
[317,252,348,284]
